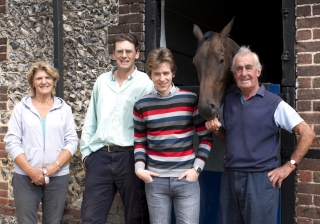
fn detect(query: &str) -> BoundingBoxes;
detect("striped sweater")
[133,87,213,177]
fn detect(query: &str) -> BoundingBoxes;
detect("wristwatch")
[193,166,202,174]
[289,159,298,167]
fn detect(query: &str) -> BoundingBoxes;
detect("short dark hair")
[145,47,177,77]
[113,33,139,52]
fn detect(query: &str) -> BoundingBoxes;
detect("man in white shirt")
[80,33,153,224]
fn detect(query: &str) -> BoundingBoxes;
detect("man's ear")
[257,70,261,77]
[135,50,140,59]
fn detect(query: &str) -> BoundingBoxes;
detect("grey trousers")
[13,172,69,224]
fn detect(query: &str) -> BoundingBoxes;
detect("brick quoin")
[119,5,129,14]
[297,170,313,182]
[313,29,320,39]
[120,0,144,4]
[296,101,311,111]
[296,217,313,224]
[0,46,6,53]
[297,193,313,205]
[297,17,320,29]
[0,86,8,94]
[0,54,6,61]
[119,14,144,24]
[297,53,312,64]
[0,102,7,110]
[108,25,130,34]
[297,30,312,41]
[296,66,320,77]
[0,6,5,14]
[314,195,320,206]
[0,204,15,216]
[314,102,320,112]
[296,206,320,219]
[313,5,320,15]
[0,198,8,206]
[314,53,320,63]
[296,5,311,17]
[297,89,320,100]
[296,41,320,52]
[129,3,144,13]
[0,37,7,45]
[0,142,5,151]
[0,150,8,158]
[130,23,144,32]
[0,182,8,190]
[297,77,312,88]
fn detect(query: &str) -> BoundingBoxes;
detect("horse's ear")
[220,17,235,41]
[193,24,203,42]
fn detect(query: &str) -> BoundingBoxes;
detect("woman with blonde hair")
[4,61,78,223]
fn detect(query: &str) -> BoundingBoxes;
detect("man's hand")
[268,162,296,188]
[205,118,221,132]
[178,168,199,182]
[135,168,160,183]
[205,118,226,141]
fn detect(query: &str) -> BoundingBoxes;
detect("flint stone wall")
[0,0,146,223]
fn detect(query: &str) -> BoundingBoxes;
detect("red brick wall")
[0,0,5,14]
[0,85,11,216]
[0,0,6,61]
[295,0,320,223]
[0,37,6,62]
[108,0,146,71]
[296,159,320,223]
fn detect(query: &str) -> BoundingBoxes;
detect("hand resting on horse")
[205,118,226,141]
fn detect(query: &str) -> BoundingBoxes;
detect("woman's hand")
[44,162,60,177]
[29,167,45,185]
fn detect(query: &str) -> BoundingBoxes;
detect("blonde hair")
[26,61,59,97]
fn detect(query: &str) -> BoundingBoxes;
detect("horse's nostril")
[209,104,215,109]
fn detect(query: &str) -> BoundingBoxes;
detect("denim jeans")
[145,177,200,224]
[219,170,279,224]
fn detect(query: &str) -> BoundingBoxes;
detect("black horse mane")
[198,31,216,47]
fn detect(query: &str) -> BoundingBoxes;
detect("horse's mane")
[198,31,216,47]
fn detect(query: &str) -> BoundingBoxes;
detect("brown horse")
[193,18,240,120]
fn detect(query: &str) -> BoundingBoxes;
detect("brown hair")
[145,47,177,77]
[112,33,139,52]
[26,61,59,97]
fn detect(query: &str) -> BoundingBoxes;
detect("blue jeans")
[219,170,279,224]
[145,177,200,224]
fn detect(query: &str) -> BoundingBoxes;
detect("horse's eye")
[219,58,225,64]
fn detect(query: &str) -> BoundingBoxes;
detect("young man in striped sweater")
[133,47,213,224]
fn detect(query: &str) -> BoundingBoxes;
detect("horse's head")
[193,18,239,120]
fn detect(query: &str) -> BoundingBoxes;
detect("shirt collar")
[237,84,265,104]
[111,66,136,81]
[152,83,176,97]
